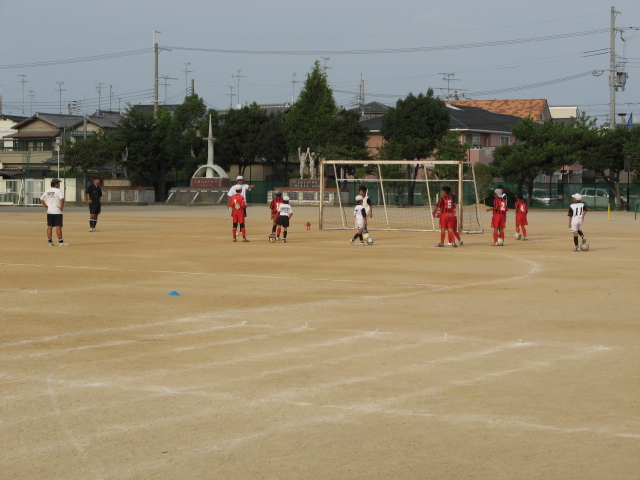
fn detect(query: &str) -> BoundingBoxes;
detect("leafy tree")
[433,131,468,179]
[578,125,632,210]
[380,89,449,205]
[63,129,122,177]
[253,112,289,182]
[215,103,271,176]
[472,162,494,204]
[281,60,337,156]
[491,117,585,204]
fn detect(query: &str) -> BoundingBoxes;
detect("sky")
[1,0,639,126]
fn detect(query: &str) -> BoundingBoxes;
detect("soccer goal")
[318,159,484,233]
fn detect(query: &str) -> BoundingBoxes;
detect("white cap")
[355,195,363,202]
[235,185,242,192]
[283,195,290,201]
[572,193,582,200]
[494,189,502,195]
[236,175,243,180]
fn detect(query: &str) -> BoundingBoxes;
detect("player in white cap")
[349,195,368,245]
[227,175,255,217]
[568,193,587,252]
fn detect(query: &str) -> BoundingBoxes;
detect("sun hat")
[572,193,582,200]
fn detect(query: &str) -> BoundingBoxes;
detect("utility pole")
[159,75,177,103]
[28,90,35,115]
[95,82,105,111]
[184,62,192,94]
[291,72,298,104]
[232,70,246,107]
[154,42,160,117]
[610,6,618,127]
[227,85,235,110]
[439,73,467,100]
[55,82,65,114]
[358,75,365,116]
[321,57,331,72]
[18,74,28,115]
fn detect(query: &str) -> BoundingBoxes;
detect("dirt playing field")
[1,203,639,480]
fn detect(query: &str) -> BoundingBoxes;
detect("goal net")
[319,159,483,233]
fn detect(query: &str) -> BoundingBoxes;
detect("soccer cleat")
[48,242,55,247]
[523,237,528,241]
[242,238,249,242]
[451,243,458,247]
[492,242,499,246]
[233,238,237,242]
[436,243,445,247]
[282,239,287,243]
[58,242,70,247]
[361,242,366,246]
[581,236,587,244]
[350,239,354,244]
[573,247,580,252]
[459,240,463,246]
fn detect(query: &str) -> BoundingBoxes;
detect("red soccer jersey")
[436,194,456,214]
[270,197,284,217]
[493,197,508,215]
[515,199,528,214]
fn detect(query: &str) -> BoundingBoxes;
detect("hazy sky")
[1,0,638,125]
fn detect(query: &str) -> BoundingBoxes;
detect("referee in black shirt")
[85,177,103,232]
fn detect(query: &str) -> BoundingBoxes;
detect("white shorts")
[355,218,365,230]
[569,216,583,233]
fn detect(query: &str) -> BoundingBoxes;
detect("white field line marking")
[46,376,88,453]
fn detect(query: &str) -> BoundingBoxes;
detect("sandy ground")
[1,203,639,480]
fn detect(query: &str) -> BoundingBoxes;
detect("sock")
[448,232,455,244]
[440,232,445,243]
[232,228,236,238]
[493,232,498,243]
[352,234,358,241]
[522,227,527,237]
[48,238,53,243]
[272,225,276,234]
[454,232,461,241]
[574,236,579,246]
[499,232,504,240]
[241,228,246,238]
[277,227,281,237]
[283,231,287,239]
[90,219,97,228]
[59,239,64,244]
[515,226,521,234]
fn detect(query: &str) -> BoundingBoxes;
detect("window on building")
[465,133,481,147]
[500,136,511,145]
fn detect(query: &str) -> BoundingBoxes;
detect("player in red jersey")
[514,194,529,240]
[228,185,248,242]
[434,186,458,247]
[269,190,284,239]
[486,188,508,245]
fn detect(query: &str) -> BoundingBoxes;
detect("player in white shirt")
[349,195,368,246]
[39,178,69,246]
[275,196,294,243]
[568,193,587,252]
[359,186,373,232]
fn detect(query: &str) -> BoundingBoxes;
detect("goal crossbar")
[319,159,483,233]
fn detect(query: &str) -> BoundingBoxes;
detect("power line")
[162,29,608,56]
[0,48,152,69]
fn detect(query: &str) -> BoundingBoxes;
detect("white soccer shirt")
[354,204,367,229]
[40,187,64,214]
[568,202,586,232]
[277,203,293,217]
[227,184,250,200]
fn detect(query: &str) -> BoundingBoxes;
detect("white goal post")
[318,159,484,233]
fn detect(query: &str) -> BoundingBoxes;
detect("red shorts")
[232,210,245,224]
[491,213,506,229]
[515,213,528,226]
[439,212,457,230]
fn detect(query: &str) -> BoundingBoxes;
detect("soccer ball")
[366,236,374,245]
[514,232,522,240]
[268,234,276,243]
[580,242,589,251]
[497,238,504,246]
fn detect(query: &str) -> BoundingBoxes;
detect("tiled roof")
[13,113,83,130]
[444,99,549,122]
[447,104,522,133]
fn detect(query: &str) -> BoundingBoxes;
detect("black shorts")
[47,214,63,227]
[276,216,290,228]
[89,202,101,215]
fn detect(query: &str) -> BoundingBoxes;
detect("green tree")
[433,131,468,179]
[380,89,449,205]
[579,125,632,210]
[281,60,337,156]
[63,129,122,177]
[215,103,271,176]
